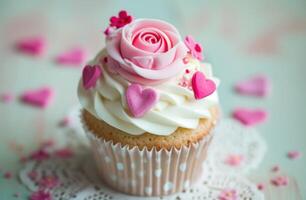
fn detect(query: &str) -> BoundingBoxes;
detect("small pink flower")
[54,148,74,158]
[109,10,133,28]
[29,149,50,161]
[224,154,244,166]
[29,190,52,200]
[271,176,289,186]
[218,189,237,200]
[39,176,59,189]
[184,35,203,61]
[287,150,301,160]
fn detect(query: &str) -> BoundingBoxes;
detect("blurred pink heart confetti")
[55,48,86,66]
[271,176,289,187]
[16,37,46,56]
[235,74,271,97]
[287,150,301,160]
[20,87,54,108]
[0,92,14,103]
[232,108,268,126]
[224,154,244,166]
[257,183,265,191]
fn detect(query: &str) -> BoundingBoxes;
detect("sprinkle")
[54,148,74,158]
[271,165,280,172]
[218,189,237,200]
[235,74,271,97]
[16,37,46,56]
[185,69,190,74]
[183,57,189,64]
[55,48,86,66]
[29,149,50,161]
[184,35,203,61]
[39,176,59,189]
[257,183,265,190]
[224,154,244,166]
[20,87,54,109]
[287,151,301,160]
[3,171,13,179]
[29,190,52,200]
[271,176,289,187]
[232,108,268,126]
[0,92,14,103]
[109,10,133,28]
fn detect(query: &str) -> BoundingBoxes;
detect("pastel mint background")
[0,0,305,199]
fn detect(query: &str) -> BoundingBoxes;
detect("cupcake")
[78,10,220,196]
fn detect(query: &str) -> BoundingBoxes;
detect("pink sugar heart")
[56,48,86,66]
[82,65,102,90]
[235,74,270,97]
[20,87,54,108]
[191,71,216,100]
[287,150,301,160]
[126,84,158,118]
[16,37,45,56]
[232,108,267,126]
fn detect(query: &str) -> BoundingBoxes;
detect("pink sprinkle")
[218,189,237,200]
[224,154,244,166]
[54,148,74,158]
[3,171,13,179]
[29,190,52,200]
[271,165,280,172]
[39,175,59,189]
[257,183,265,191]
[271,176,289,187]
[185,69,190,74]
[58,117,70,127]
[28,171,38,181]
[55,48,86,66]
[20,87,54,109]
[235,74,271,97]
[287,151,301,160]
[29,149,50,161]
[0,92,14,103]
[183,57,189,64]
[232,107,268,126]
[16,37,46,56]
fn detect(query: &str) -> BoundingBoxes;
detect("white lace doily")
[19,108,266,199]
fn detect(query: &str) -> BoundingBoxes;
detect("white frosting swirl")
[78,50,219,136]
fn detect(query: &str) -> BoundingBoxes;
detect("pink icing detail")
[29,190,52,200]
[55,48,86,66]
[54,148,74,158]
[271,165,280,172]
[185,69,190,74]
[126,84,158,118]
[104,26,115,36]
[191,71,216,100]
[106,19,188,85]
[0,92,14,103]
[184,35,203,61]
[110,10,133,28]
[39,176,59,189]
[257,183,265,191]
[20,87,54,108]
[232,108,267,126]
[271,176,289,186]
[16,37,45,56]
[235,74,270,97]
[287,151,301,160]
[29,149,50,161]
[82,65,102,90]
[218,189,237,200]
[3,171,12,179]
[224,154,244,166]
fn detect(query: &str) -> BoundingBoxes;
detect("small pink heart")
[82,65,102,90]
[232,108,267,126]
[287,151,301,160]
[56,48,86,66]
[191,71,216,100]
[16,37,45,56]
[20,87,54,108]
[235,75,270,97]
[126,84,158,118]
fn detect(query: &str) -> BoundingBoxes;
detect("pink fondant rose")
[106,19,188,85]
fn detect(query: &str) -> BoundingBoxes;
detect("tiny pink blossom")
[218,189,237,200]
[29,190,52,200]
[0,92,14,103]
[184,35,203,61]
[287,150,301,160]
[271,176,289,186]
[224,154,244,166]
[109,10,133,28]
[54,148,74,158]
[39,176,59,189]
[29,149,50,161]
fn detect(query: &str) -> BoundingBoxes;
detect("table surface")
[0,0,305,199]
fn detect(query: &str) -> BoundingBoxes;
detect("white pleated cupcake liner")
[82,114,214,196]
